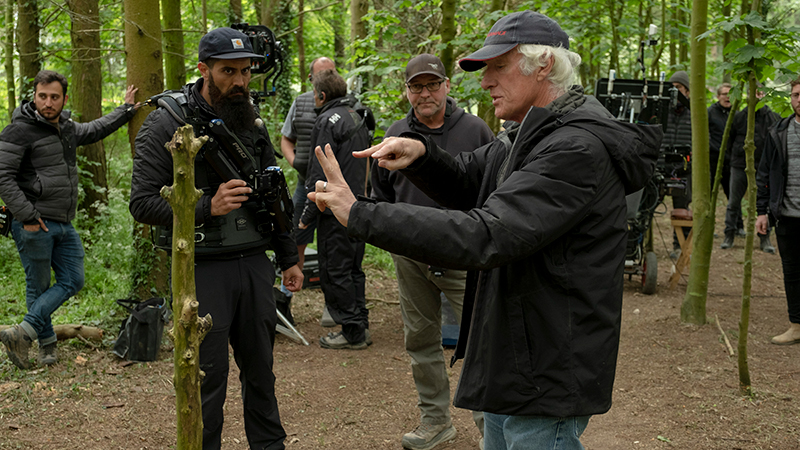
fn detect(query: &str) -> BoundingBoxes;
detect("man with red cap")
[306,11,661,450]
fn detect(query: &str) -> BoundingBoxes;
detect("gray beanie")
[669,70,690,91]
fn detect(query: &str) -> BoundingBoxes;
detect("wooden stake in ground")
[161,124,212,450]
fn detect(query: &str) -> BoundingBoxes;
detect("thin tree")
[680,0,710,325]
[162,0,186,90]
[439,0,456,77]
[125,0,169,300]
[68,0,108,221]
[5,0,15,118]
[162,125,212,450]
[296,0,306,91]
[17,0,39,98]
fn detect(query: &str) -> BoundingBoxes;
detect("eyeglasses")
[407,80,444,94]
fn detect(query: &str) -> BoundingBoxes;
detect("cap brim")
[458,44,518,72]
[211,51,263,60]
[406,71,448,83]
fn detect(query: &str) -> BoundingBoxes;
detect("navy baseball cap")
[198,27,262,61]
[459,11,570,72]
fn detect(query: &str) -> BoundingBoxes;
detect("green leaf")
[656,435,672,443]
[731,45,765,64]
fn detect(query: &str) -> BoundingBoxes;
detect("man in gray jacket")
[306,11,659,450]
[0,70,140,369]
[371,53,494,450]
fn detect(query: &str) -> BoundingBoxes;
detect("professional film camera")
[594,24,690,294]
[204,118,293,236]
[230,22,285,105]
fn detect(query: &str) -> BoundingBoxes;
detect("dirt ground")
[1,209,799,450]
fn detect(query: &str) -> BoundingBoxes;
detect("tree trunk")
[350,0,367,47]
[680,0,709,326]
[678,0,689,65]
[261,0,279,28]
[163,125,212,450]
[439,0,456,78]
[16,0,39,98]
[125,0,169,301]
[68,0,107,222]
[296,0,307,92]
[669,5,677,67]
[5,0,15,118]
[229,0,242,22]
[201,0,207,33]
[607,0,621,71]
[722,2,732,82]
[162,0,186,90]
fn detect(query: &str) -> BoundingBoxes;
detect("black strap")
[116,297,165,323]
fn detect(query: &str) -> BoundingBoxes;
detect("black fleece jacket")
[347,87,661,417]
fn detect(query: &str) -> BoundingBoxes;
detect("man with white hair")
[306,11,661,450]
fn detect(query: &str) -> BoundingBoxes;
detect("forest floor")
[1,207,799,450]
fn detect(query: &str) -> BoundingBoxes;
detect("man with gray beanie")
[371,53,494,449]
[304,10,661,450]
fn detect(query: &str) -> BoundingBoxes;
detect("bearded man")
[129,27,303,450]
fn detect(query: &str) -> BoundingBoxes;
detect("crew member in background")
[663,70,692,259]
[371,53,494,450]
[280,58,336,325]
[299,69,371,350]
[757,77,800,345]
[722,86,780,253]
[0,70,141,369]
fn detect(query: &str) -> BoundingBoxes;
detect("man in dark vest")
[371,53,494,450]
[280,56,337,325]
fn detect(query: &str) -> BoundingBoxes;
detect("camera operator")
[298,69,371,350]
[129,27,303,450]
[663,70,692,259]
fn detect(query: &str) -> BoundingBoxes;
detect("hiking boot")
[402,422,457,450]
[0,324,33,369]
[38,342,58,366]
[319,331,367,350]
[669,248,681,260]
[759,234,776,254]
[479,437,484,450]
[320,305,336,327]
[771,323,800,345]
[720,232,735,249]
[737,227,747,237]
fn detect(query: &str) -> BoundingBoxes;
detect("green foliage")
[363,244,395,277]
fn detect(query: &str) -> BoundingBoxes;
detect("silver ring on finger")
[323,181,328,192]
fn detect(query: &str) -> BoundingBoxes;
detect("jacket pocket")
[505,293,544,398]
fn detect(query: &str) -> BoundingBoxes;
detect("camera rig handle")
[230,22,285,106]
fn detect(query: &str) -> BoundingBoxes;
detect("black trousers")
[775,216,800,324]
[317,213,368,343]
[196,253,285,450]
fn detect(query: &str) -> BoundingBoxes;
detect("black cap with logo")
[405,54,448,83]
[198,27,262,61]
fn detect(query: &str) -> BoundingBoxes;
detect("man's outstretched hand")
[353,136,426,171]
[307,144,357,227]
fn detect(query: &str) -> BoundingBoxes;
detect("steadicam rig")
[230,22,284,101]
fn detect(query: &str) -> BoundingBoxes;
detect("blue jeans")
[11,219,85,344]
[483,413,591,450]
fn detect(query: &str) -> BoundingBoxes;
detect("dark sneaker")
[1,324,33,369]
[402,422,457,450]
[38,342,58,366]
[737,227,747,237]
[759,234,776,254]
[319,331,367,350]
[720,232,735,249]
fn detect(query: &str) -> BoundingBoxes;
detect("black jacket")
[729,104,781,169]
[300,95,370,225]
[129,79,298,268]
[0,100,136,223]
[347,88,661,416]
[757,115,791,219]
[708,101,731,163]
[372,97,495,207]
